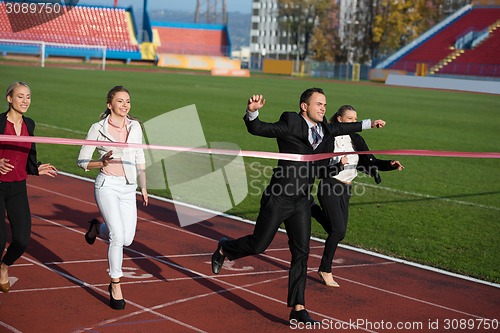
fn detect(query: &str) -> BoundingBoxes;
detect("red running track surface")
[0,173,498,332]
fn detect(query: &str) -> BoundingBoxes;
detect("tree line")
[278,0,471,64]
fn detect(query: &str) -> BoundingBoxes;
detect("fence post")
[352,63,360,81]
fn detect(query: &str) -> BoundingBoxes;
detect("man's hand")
[371,119,386,128]
[247,95,266,112]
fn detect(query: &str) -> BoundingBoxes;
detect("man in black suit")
[211,88,385,323]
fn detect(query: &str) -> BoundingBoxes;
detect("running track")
[0,173,498,333]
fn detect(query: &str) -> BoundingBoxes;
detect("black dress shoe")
[211,238,227,274]
[289,309,318,323]
[85,219,101,245]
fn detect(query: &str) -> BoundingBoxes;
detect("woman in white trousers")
[77,86,148,310]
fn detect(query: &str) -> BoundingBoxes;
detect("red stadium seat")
[0,3,139,51]
[155,26,229,56]
[390,7,500,77]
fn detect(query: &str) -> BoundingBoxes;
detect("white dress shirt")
[331,135,359,183]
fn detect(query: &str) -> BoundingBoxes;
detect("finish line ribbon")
[1,134,499,161]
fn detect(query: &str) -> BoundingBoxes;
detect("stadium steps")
[435,19,500,76]
[390,7,500,74]
[429,48,464,74]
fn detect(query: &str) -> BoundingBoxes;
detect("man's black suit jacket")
[0,111,39,176]
[244,111,362,196]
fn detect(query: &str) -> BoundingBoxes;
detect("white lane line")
[45,252,394,269]
[29,214,376,332]
[38,123,87,135]
[330,242,500,289]
[334,275,487,319]
[29,214,207,332]
[26,174,499,326]
[18,246,207,333]
[31,207,493,326]
[76,171,500,288]
[0,322,23,333]
[357,181,500,211]
[29,172,500,288]
[74,261,378,333]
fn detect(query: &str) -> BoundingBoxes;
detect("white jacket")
[77,116,146,185]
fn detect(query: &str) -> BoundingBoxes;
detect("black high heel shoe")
[108,281,126,310]
[84,219,100,245]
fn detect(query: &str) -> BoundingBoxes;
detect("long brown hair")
[100,85,138,121]
[329,104,356,123]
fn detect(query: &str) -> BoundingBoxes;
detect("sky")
[77,0,252,14]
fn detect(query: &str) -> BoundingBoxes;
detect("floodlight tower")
[195,0,227,25]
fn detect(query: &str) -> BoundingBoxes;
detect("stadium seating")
[155,26,229,57]
[389,7,500,77]
[437,21,500,76]
[0,3,139,52]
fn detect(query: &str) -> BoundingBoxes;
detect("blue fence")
[310,62,371,81]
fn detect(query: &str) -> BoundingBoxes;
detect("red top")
[0,120,31,182]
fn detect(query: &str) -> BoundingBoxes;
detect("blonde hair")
[5,81,30,107]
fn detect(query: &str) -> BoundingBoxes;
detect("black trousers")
[223,189,311,307]
[0,180,32,266]
[314,178,351,273]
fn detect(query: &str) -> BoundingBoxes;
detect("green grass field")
[1,63,499,283]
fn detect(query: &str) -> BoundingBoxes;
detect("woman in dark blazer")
[0,82,58,293]
[312,104,403,287]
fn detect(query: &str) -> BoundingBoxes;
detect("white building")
[338,0,358,64]
[249,0,363,68]
[249,0,298,68]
